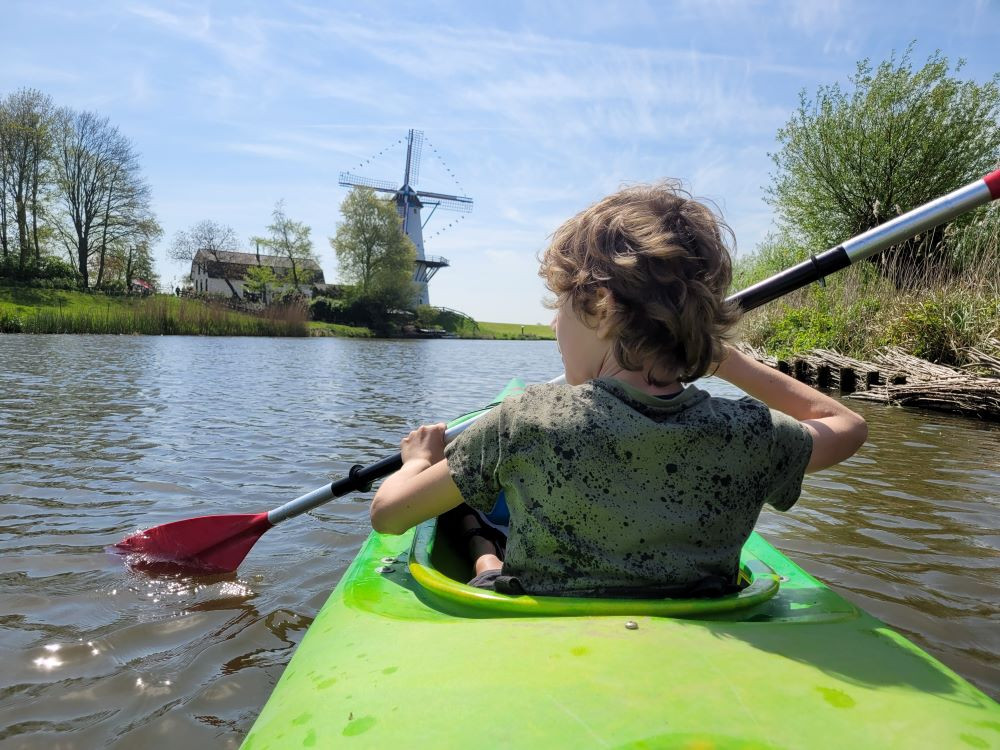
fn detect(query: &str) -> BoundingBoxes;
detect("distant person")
[370,182,867,597]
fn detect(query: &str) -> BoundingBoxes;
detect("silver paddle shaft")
[842,177,996,263]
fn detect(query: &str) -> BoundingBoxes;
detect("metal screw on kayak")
[381,557,398,564]
[377,565,394,574]
[778,575,790,582]
[625,620,638,630]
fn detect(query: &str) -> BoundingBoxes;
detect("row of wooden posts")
[738,342,1000,421]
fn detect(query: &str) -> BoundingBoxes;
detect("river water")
[0,335,997,748]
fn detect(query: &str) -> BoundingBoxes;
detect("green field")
[474,321,554,340]
[0,286,308,336]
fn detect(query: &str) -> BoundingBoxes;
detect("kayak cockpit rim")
[407,519,780,618]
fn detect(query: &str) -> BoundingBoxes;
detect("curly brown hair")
[539,181,741,385]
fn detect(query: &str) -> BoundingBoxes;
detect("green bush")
[884,294,995,365]
[309,296,346,323]
[414,305,440,328]
[0,255,79,287]
[766,48,1000,284]
[97,279,127,294]
[765,304,837,357]
[0,308,24,333]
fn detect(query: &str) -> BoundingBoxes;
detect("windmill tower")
[339,129,473,306]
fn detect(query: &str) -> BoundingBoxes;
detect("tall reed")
[1,296,310,337]
[735,212,1000,366]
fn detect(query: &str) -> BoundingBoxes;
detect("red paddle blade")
[113,512,273,575]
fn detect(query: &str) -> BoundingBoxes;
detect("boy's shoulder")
[508,379,787,435]
[516,379,766,413]
[500,382,592,424]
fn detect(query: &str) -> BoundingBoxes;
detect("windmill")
[339,129,473,306]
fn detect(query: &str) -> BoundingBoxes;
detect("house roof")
[193,249,323,272]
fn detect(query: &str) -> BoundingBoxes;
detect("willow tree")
[330,187,416,310]
[767,48,1000,284]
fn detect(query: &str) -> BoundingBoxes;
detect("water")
[0,335,997,748]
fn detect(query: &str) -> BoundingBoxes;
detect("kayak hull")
[242,380,1000,749]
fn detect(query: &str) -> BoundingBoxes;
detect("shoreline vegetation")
[0,287,554,340]
[733,233,1000,372]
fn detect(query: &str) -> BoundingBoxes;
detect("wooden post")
[794,359,812,384]
[839,368,857,394]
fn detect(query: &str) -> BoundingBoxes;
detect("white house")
[189,250,325,299]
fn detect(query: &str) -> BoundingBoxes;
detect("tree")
[52,109,157,288]
[168,219,241,297]
[244,264,278,305]
[0,88,55,269]
[767,47,1000,284]
[105,217,162,290]
[330,187,417,311]
[92,146,155,288]
[255,201,319,288]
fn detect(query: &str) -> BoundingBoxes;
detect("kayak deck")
[242,521,1000,749]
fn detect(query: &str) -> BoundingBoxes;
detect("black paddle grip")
[727,245,850,312]
[329,453,405,498]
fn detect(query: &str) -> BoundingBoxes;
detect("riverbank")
[734,259,1000,370]
[308,320,555,340]
[739,342,1000,420]
[1,287,554,341]
[0,286,309,336]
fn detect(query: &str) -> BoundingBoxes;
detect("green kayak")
[242,379,1000,749]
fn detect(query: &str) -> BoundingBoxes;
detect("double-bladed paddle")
[114,170,1000,574]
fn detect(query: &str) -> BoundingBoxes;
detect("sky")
[2,1,998,324]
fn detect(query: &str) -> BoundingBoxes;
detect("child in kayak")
[371,182,868,597]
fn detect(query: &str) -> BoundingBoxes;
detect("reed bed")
[0,294,309,337]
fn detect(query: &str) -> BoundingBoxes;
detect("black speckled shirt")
[444,378,812,597]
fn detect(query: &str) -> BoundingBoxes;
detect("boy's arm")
[713,347,868,473]
[370,423,465,535]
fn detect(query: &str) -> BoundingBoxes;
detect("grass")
[474,321,554,340]
[0,287,309,336]
[308,321,374,337]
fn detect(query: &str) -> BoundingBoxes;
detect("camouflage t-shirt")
[444,378,812,597]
